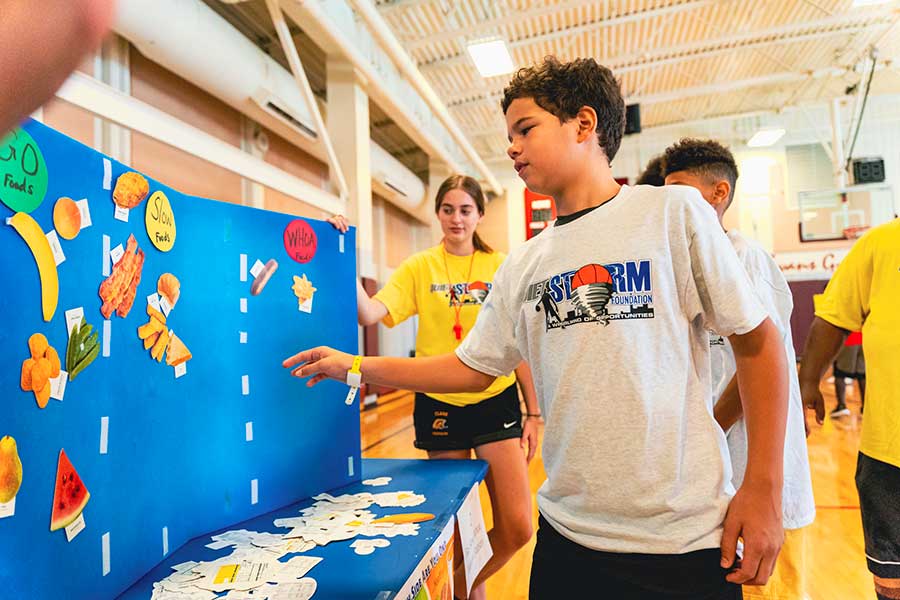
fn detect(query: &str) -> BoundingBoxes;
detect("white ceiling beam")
[418,0,713,70]
[441,12,894,108]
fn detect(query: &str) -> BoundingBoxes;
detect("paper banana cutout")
[7,212,58,321]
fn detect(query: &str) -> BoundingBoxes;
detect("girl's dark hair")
[434,174,493,254]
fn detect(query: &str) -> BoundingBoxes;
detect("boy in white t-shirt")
[664,138,816,599]
[284,57,788,599]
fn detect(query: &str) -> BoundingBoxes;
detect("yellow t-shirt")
[815,218,900,468]
[373,244,516,407]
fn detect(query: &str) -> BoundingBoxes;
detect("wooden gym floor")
[361,377,873,600]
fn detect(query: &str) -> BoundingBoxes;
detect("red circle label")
[283,219,317,264]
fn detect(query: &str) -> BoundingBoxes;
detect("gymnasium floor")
[361,378,873,600]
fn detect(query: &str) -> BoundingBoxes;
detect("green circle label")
[0,128,48,213]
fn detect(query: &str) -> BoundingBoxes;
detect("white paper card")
[348,455,354,477]
[239,298,247,313]
[65,512,86,542]
[102,158,112,190]
[239,331,247,344]
[49,371,68,401]
[240,254,248,282]
[101,531,111,575]
[457,483,492,595]
[102,320,111,357]
[251,479,258,505]
[76,199,92,228]
[245,422,253,442]
[65,307,85,336]
[339,234,345,253]
[45,230,66,265]
[110,243,125,265]
[0,497,14,519]
[102,234,111,276]
[241,375,250,396]
[174,363,187,379]
[99,416,109,454]
[162,526,169,556]
[147,293,161,312]
[159,296,172,317]
[114,205,129,222]
[250,259,265,278]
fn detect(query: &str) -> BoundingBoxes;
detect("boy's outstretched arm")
[283,347,496,393]
[720,317,787,586]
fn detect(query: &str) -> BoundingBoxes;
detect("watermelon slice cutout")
[50,449,90,532]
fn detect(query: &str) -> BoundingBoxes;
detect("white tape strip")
[99,416,109,454]
[102,532,111,575]
[102,158,112,190]
[102,235,111,276]
[102,320,111,357]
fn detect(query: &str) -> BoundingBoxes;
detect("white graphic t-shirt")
[710,230,815,530]
[457,184,767,553]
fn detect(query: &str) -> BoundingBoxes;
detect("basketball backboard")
[798,183,895,242]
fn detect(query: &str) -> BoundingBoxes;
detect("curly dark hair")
[501,56,625,162]
[662,138,739,203]
[636,155,665,186]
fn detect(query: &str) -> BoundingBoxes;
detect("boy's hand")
[283,346,354,386]
[326,215,350,233]
[521,416,541,463]
[720,481,783,585]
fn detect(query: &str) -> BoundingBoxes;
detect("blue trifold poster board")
[0,119,360,597]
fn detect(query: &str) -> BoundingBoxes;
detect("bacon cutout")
[99,235,145,318]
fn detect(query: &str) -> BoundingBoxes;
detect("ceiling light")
[747,128,785,147]
[466,39,515,78]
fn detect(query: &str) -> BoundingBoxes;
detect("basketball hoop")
[842,225,871,240]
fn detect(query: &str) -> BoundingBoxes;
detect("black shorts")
[413,384,522,451]
[530,516,742,599]
[856,452,900,578]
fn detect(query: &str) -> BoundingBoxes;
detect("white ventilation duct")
[113,0,426,214]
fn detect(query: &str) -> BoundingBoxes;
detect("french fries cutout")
[291,274,317,312]
[137,295,191,370]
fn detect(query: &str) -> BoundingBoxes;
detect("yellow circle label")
[145,190,176,252]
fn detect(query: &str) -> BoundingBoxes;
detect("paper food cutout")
[112,171,149,209]
[292,274,316,310]
[157,273,180,308]
[7,211,58,321]
[138,302,192,367]
[52,197,81,240]
[283,219,317,264]
[250,259,278,296]
[49,449,90,532]
[370,512,435,525]
[145,191,176,252]
[0,436,23,504]
[0,128,48,213]
[20,333,60,408]
[99,234,144,319]
[66,317,99,380]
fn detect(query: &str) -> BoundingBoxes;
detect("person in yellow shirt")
[329,174,539,599]
[799,218,900,600]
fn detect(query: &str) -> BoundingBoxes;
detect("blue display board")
[0,120,360,597]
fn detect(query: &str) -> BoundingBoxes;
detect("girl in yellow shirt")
[330,175,539,599]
